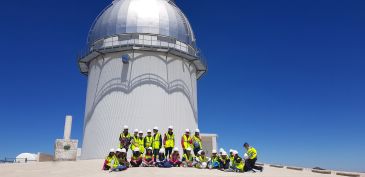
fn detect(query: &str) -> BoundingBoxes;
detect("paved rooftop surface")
[0,160,364,177]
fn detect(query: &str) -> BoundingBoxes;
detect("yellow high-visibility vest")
[130,136,139,150]
[144,136,153,148]
[164,133,175,148]
[247,147,257,159]
[137,137,145,153]
[182,153,194,161]
[153,133,161,149]
[233,156,244,171]
[192,135,202,149]
[131,154,142,161]
[198,156,208,163]
[105,155,118,168]
[182,135,192,149]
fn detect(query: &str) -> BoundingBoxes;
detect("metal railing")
[78,33,207,68]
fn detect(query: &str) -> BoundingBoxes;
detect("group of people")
[103,125,263,173]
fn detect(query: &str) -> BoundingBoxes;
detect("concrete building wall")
[201,134,218,157]
[82,50,198,159]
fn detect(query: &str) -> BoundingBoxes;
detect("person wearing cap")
[152,127,162,162]
[192,129,203,156]
[218,151,230,170]
[181,129,193,155]
[142,147,155,167]
[243,143,263,172]
[119,125,132,150]
[144,129,153,150]
[116,148,130,168]
[163,126,175,158]
[130,129,139,151]
[208,150,220,169]
[136,131,145,154]
[181,147,194,167]
[130,148,143,167]
[195,150,209,169]
[169,147,182,167]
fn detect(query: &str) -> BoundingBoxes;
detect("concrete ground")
[0,160,364,177]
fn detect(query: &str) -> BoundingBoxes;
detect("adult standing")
[192,129,202,156]
[152,126,162,162]
[119,125,132,150]
[137,131,145,154]
[130,129,139,152]
[181,129,193,155]
[163,126,175,158]
[144,129,153,150]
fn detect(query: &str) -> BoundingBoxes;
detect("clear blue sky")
[0,0,364,172]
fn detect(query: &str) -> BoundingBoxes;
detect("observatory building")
[78,0,207,159]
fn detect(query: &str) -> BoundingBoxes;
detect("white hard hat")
[195,129,200,133]
[134,129,139,133]
[121,148,127,153]
[173,147,179,152]
[212,150,217,154]
[134,148,140,152]
[233,150,239,155]
[153,126,159,130]
[123,125,129,129]
[148,147,153,150]
[198,150,202,155]
[138,131,143,134]
[159,149,165,153]
[219,148,225,153]
[168,126,173,129]
[186,147,192,151]
[244,153,249,160]
[116,148,122,152]
[147,129,152,133]
[110,148,115,152]
[229,149,234,153]
[222,151,227,156]
[185,129,190,133]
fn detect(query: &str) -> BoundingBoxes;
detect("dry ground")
[0,160,364,177]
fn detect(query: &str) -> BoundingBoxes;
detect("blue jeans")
[113,165,127,171]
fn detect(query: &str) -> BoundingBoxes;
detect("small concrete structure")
[200,134,218,157]
[336,172,361,177]
[54,115,78,161]
[287,166,304,171]
[37,153,53,162]
[270,164,285,168]
[312,169,332,174]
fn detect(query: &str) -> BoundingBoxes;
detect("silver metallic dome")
[88,0,196,47]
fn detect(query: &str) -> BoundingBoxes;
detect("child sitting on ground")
[169,147,182,167]
[142,147,155,167]
[130,148,143,167]
[156,149,172,168]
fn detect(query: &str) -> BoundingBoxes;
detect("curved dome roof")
[88,0,196,47]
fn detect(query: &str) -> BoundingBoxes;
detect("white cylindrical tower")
[78,0,206,159]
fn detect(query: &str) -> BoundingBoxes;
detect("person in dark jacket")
[218,151,230,170]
